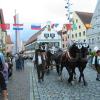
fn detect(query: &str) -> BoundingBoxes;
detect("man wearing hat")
[92,50,100,81]
[33,49,45,82]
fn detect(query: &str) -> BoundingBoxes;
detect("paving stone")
[31,62,100,100]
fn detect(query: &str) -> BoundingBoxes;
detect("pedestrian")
[92,50,100,81]
[32,49,45,83]
[20,53,24,70]
[0,52,8,100]
[15,53,19,70]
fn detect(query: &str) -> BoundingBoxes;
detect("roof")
[0,9,5,31]
[75,11,93,25]
[5,35,13,44]
[25,26,46,46]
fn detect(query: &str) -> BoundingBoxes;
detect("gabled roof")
[5,35,13,44]
[0,9,5,31]
[75,11,93,24]
[25,26,46,46]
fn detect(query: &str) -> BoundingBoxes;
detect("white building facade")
[87,0,100,51]
[25,26,61,55]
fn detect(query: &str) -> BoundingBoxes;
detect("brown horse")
[58,43,89,86]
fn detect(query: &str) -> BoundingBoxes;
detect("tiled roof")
[75,11,93,24]
[5,35,13,44]
[25,26,46,45]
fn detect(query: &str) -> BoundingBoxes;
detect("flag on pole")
[13,24,23,30]
[31,25,41,30]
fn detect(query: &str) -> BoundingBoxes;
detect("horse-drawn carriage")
[34,41,89,85]
[46,41,89,86]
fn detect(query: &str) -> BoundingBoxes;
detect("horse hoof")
[84,82,88,86]
[71,81,75,85]
[58,76,63,81]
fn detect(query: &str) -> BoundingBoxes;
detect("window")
[76,19,78,23]
[79,32,81,37]
[92,38,94,44]
[89,39,91,44]
[68,35,69,39]
[72,34,74,38]
[63,44,64,48]
[55,42,59,47]
[79,25,81,29]
[44,33,49,38]
[50,33,55,38]
[83,31,85,36]
[75,33,77,38]
[97,37,99,40]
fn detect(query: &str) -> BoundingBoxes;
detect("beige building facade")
[61,11,93,50]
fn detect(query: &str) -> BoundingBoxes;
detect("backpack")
[0,57,4,71]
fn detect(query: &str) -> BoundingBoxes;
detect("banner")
[66,24,72,30]
[31,25,41,30]
[13,24,23,30]
[0,24,10,30]
[72,23,77,30]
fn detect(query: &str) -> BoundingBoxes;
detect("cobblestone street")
[0,60,100,100]
[31,62,100,100]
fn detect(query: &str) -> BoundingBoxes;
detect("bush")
[89,51,96,57]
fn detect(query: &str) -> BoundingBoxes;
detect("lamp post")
[65,0,73,46]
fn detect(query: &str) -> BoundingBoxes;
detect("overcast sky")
[0,0,97,24]
[0,0,98,41]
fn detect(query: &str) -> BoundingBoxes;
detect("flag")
[66,24,72,30]
[0,24,10,30]
[72,23,77,30]
[54,23,59,27]
[85,24,92,29]
[51,24,55,28]
[13,24,23,30]
[31,25,41,30]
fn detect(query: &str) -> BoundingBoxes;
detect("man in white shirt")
[92,50,100,81]
[32,49,44,82]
